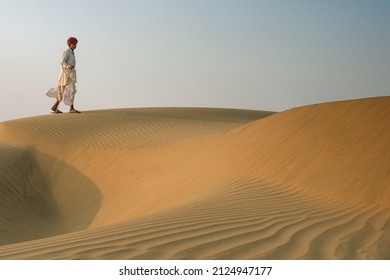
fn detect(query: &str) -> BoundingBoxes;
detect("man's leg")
[51,86,64,113]
[67,82,80,113]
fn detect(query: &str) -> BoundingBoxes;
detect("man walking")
[47,37,81,113]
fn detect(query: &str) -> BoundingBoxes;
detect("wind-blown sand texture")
[0,97,389,260]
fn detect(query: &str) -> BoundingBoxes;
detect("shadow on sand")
[0,142,101,246]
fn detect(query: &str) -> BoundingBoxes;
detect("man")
[47,37,81,113]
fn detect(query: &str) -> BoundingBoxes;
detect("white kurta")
[58,48,77,85]
[46,48,77,106]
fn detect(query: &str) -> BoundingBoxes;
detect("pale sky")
[1,0,389,121]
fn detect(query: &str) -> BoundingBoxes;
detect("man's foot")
[51,101,60,112]
[69,108,81,113]
[52,109,63,114]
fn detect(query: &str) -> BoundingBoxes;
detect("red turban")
[67,37,78,46]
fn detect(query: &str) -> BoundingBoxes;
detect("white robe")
[58,48,77,85]
[46,48,77,106]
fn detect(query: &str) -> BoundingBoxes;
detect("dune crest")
[0,98,389,259]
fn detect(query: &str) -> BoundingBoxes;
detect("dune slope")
[0,98,389,259]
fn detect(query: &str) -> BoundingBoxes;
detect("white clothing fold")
[46,83,77,106]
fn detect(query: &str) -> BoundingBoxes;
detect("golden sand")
[0,97,389,259]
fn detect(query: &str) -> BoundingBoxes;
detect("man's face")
[69,43,77,50]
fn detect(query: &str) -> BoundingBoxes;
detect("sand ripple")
[0,99,389,259]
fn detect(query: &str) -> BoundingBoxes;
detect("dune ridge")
[0,98,389,259]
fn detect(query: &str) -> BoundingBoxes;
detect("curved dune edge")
[0,99,389,259]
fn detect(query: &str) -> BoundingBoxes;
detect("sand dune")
[0,98,389,259]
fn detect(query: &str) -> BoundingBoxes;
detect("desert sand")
[0,97,389,260]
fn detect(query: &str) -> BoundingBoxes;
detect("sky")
[1,0,389,121]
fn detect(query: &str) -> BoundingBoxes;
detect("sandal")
[52,109,63,114]
[69,108,81,113]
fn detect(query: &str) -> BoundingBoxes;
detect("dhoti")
[46,76,77,106]
[46,82,76,106]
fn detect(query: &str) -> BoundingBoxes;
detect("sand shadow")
[0,144,102,246]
